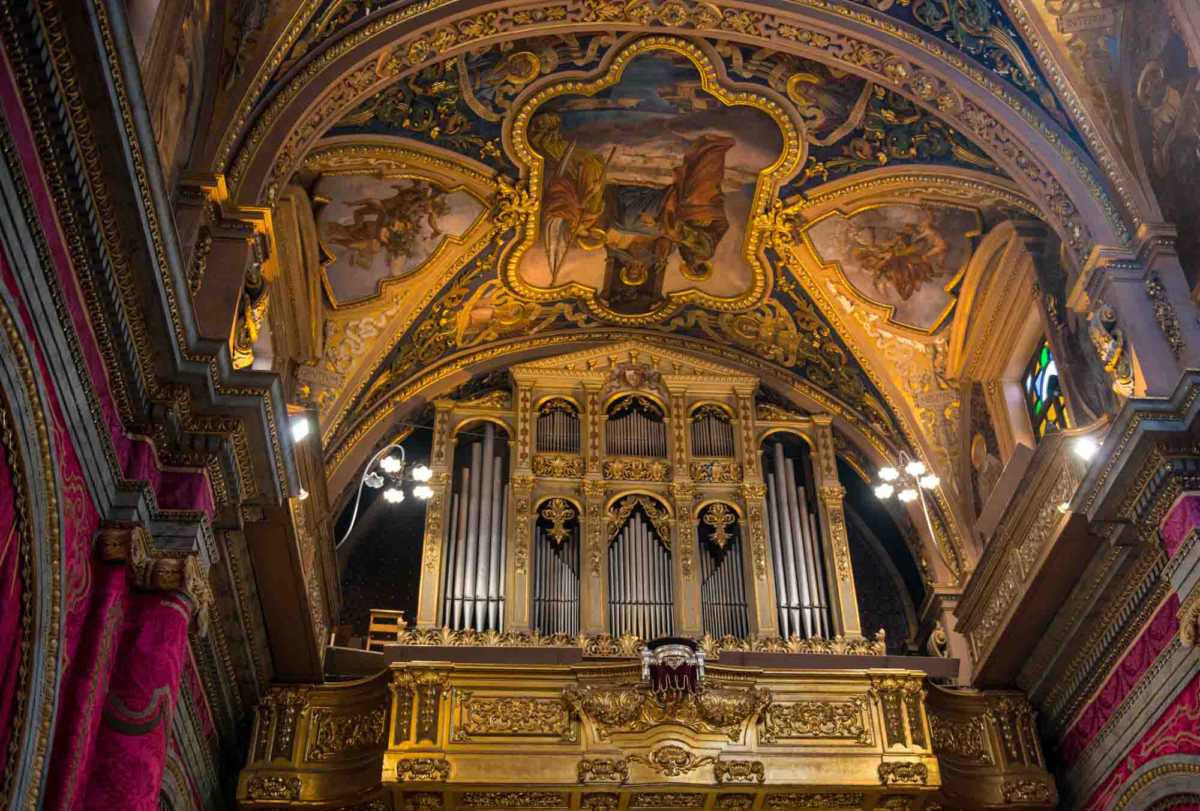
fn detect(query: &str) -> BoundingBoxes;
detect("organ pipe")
[441,423,508,631]
[537,400,581,453]
[532,517,581,637]
[606,397,667,457]
[691,407,734,457]
[763,438,831,639]
[607,511,672,639]
[699,513,749,639]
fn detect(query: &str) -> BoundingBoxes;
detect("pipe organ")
[440,421,509,631]
[691,404,735,457]
[536,398,580,453]
[606,395,667,457]
[763,436,832,639]
[414,343,864,644]
[532,498,581,636]
[698,503,749,639]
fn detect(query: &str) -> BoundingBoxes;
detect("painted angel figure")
[529,113,734,314]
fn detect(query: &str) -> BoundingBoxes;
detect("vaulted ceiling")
[190,0,1182,586]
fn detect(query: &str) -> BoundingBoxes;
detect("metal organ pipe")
[762,439,833,639]
[441,424,507,632]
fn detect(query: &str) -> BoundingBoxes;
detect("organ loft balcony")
[239,344,1059,810]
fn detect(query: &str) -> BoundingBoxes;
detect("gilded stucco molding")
[220,0,1127,258]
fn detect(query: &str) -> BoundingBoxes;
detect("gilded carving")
[461,792,568,807]
[739,483,769,580]
[819,485,852,580]
[764,794,864,809]
[631,794,706,808]
[540,498,578,546]
[584,478,607,575]
[700,630,886,657]
[877,762,928,786]
[578,756,629,784]
[396,757,451,782]
[603,457,672,482]
[414,672,447,742]
[690,461,743,483]
[929,714,992,765]
[582,793,620,809]
[563,683,770,740]
[1144,272,1185,359]
[607,496,672,544]
[455,694,575,741]
[628,745,716,777]
[760,699,869,744]
[1001,778,1053,804]
[701,503,737,551]
[513,475,536,576]
[533,454,585,478]
[246,774,301,800]
[716,794,755,810]
[712,759,765,784]
[306,706,387,761]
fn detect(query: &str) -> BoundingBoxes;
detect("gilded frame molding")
[499,35,804,324]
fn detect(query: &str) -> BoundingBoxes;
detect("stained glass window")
[1023,340,1067,439]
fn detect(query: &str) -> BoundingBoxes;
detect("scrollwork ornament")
[246,774,301,800]
[540,498,577,545]
[1144,272,1185,359]
[1001,778,1053,804]
[396,757,451,782]
[1088,302,1134,397]
[877,762,928,786]
[713,759,765,784]
[578,756,629,783]
[628,745,716,777]
[701,503,737,550]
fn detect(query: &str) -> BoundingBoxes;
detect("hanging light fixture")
[336,443,435,548]
[874,451,939,512]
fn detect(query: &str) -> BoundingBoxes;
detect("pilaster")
[812,416,862,639]
[580,479,608,635]
[416,404,453,629]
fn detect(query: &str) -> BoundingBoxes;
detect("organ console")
[412,342,863,643]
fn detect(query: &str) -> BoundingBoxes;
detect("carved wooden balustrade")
[237,655,1058,810]
[926,684,1057,810]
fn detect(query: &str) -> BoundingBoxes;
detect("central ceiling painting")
[504,40,794,318]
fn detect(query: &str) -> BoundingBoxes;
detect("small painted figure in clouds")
[848,209,950,301]
[323,181,451,270]
[530,112,734,314]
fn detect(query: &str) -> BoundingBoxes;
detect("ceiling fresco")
[802,202,981,333]
[313,173,487,306]
[265,17,1079,584]
[257,0,1079,148]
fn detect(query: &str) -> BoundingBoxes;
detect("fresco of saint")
[515,51,783,316]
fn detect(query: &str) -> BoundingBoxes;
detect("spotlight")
[1073,436,1099,461]
[411,464,433,482]
[413,484,434,500]
[382,487,405,504]
[898,488,919,503]
[878,466,899,482]
[918,474,940,489]
[290,416,311,442]
[379,455,403,473]
[874,483,894,499]
[904,460,926,477]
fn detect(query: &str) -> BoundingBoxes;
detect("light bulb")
[904,460,926,477]
[898,488,919,503]
[413,484,434,500]
[379,455,402,473]
[383,487,405,504]
[878,466,899,482]
[874,483,894,499]
[290,416,311,442]
[1073,437,1099,461]
[411,464,433,482]
[918,474,940,489]
[297,487,309,501]
[364,471,384,489]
